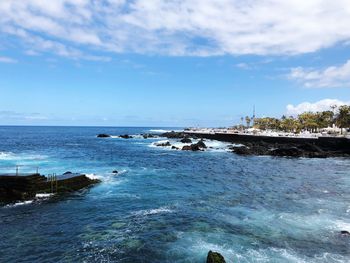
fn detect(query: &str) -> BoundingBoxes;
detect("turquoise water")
[0,126,349,262]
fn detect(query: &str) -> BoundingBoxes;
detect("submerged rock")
[97,134,111,138]
[207,251,226,263]
[112,170,118,174]
[120,134,133,139]
[171,146,179,150]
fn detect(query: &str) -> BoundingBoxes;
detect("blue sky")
[0,0,350,127]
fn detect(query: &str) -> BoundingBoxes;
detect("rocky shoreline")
[96,131,350,158]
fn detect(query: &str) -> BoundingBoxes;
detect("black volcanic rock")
[207,251,226,263]
[97,134,111,138]
[180,137,192,143]
[120,134,133,139]
[161,131,186,138]
[340,230,350,236]
[196,139,207,149]
[270,147,303,157]
[182,143,201,151]
[112,170,118,174]
[142,133,157,139]
[156,141,171,147]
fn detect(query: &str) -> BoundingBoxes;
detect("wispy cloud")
[288,60,350,88]
[1,1,350,58]
[0,56,17,63]
[286,99,350,115]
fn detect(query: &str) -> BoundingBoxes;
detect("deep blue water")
[0,126,349,263]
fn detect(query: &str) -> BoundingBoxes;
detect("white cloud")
[289,60,350,88]
[1,0,350,57]
[286,99,350,115]
[0,56,17,63]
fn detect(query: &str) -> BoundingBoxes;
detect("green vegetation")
[250,105,350,133]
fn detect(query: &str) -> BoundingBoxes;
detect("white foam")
[0,151,15,160]
[133,206,174,216]
[149,129,171,133]
[85,173,102,180]
[0,151,47,161]
[5,200,33,208]
[35,193,53,198]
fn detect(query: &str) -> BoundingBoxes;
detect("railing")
[0,165,40,176]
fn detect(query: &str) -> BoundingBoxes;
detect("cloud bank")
[286,99,350,115]
[1,0,350,57]
[289,60,350,88]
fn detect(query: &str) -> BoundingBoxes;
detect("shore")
[159,130,350,158]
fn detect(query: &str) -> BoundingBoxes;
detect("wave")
[149,129,171,133]
[85,173,103,180]
[0,151,15,160]
[0,151,47,161]
[133,206,174,216]
[5,200,33,208]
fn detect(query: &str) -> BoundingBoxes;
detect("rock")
[142,133,157,139]
[97,134,111,138]
[171,146,179,150]
[112,170,118,174]
[232,145,268,156]
[196,139,207,149]
[161,131,186,139]
[63,171,72,175]
[340,230,350,236]
[182,145,192,151]
[182,144,201,151]
[156,141,171,147]
[120,134,133,139]
[180,137,192,143]
[270,147,303,157]
[207,251,226,263]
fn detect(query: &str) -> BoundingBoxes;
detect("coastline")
[177,130,350,158]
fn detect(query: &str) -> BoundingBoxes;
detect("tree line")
[244,105,350,133]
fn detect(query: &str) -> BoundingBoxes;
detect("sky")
[0,0,350,127]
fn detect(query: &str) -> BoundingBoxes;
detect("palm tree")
[245,116,251,128]
[335,105,350,134]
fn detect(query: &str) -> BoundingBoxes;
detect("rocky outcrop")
[230,141,342,158]
[0,174,100,204]
[207,251,226,263]
[161,131,186,139]
[185,131,350,158]
[156,141,171,147]
[97,134,111,138]
[180,137,192,143]
[120,134,133,139]
[181,141,207,151]
[142,133,157,139]
[340,230,350,236]
[196,139,207,149]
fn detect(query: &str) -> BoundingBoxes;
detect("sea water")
[0,126,349,262]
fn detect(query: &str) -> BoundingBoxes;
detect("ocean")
[0,126,349,262]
